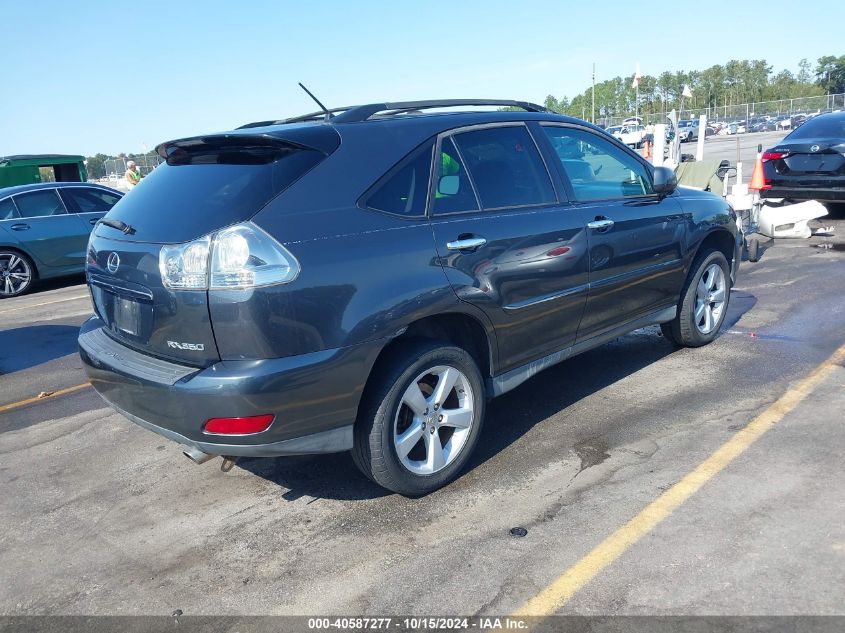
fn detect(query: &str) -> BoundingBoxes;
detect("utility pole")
[591,62,596,124]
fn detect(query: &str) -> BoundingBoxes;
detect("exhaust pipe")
[182,445,216,465]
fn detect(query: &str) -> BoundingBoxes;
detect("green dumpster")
[0,154,88,189]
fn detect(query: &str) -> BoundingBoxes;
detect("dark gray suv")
[79,99,741,495]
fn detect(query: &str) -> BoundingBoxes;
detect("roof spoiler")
[157,126,341,160]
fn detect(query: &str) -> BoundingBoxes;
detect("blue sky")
[2,0,842,156]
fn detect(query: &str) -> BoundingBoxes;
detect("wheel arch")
[0,244,39,280]
[690,228,737,277]
[357,311,497,424]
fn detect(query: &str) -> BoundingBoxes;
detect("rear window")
[101,141,327,243]
[786,115,845,139]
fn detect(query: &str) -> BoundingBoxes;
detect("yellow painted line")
[514,342,845,617]
[0,293,90,314]
[0,383,91,414]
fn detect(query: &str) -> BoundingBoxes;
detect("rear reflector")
[204,414,274,435]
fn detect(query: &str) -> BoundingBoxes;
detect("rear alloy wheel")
[353,341,485,496]
[661,249,731,347]
[0,251,34,298]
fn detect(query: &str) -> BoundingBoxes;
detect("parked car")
[760,110,845,203]
[750,120,777,133]
[0,182,123,297]
[611,124,647,147]
[678,121,715,142]
[791,114,808,128]
[775,115,792,130]
[78,99,741,495]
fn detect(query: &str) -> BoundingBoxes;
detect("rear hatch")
[774,140,845,178]
[87,126,338,366]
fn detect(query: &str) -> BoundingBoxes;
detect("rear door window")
[451,125,556,210]
[542,126,653,201]
[61,187,122,213]
[363,141,433,217]
[13,190,67,217]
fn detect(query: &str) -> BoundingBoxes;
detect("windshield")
[786,115,845,140]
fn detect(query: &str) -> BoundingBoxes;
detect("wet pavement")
[1,214,844,616]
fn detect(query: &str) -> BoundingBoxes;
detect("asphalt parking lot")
[2,211,845,619]
[683,130,788,179]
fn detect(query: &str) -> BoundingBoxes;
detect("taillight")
[761,151,787,162]
[203,414,275,435]
[546,246,571,257]
[159,222,299,290]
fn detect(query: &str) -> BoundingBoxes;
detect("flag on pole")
[682,84,693,98]
[631,63,641,89]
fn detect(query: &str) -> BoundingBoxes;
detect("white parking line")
[0,293,91,314]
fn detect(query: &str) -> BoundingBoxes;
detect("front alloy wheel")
[661,248,731,347]
[694,263,727,335]
[0,252,33,298]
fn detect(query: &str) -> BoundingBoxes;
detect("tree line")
[540,54,845,122]
[84,55,845,173]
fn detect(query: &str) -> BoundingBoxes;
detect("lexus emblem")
[810,144,820,152]
[106,252,120,274]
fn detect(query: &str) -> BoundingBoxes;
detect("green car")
[0,182,123,297]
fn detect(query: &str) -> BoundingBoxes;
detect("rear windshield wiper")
[98,218,136,235]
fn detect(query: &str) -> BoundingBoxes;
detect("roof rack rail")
[332,99,547,123]
[237,107,357,129]
[237,99,547,129]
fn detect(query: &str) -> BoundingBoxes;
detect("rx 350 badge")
[167,341,205,351]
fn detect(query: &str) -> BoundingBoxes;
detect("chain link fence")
[599,93,845,129]
[103,154,163,179]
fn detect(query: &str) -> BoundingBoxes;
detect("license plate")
[789,156,828,173]
[114,297,140,336]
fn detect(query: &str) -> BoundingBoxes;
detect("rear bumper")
[78,318,384,457]
[762,186,845,202]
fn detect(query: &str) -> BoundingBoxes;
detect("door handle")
[586,218,615,230]
[446,236,487,251]
[10,223,30,231]
[89,218,98,225]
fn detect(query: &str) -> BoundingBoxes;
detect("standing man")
[124,160,141,190]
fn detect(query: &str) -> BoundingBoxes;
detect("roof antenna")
[298,82,332,120]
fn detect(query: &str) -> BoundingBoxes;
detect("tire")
[353,340,485,496]
[661,249,731,347]
[0,250,36,298]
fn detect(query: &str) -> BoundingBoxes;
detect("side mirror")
[438,175,459,196]
[653,166,677,195]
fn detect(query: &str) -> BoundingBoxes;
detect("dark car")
[0,182,123,297]
[760,111,845,202]
[791,114,808,129]
[78,99,741,495]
